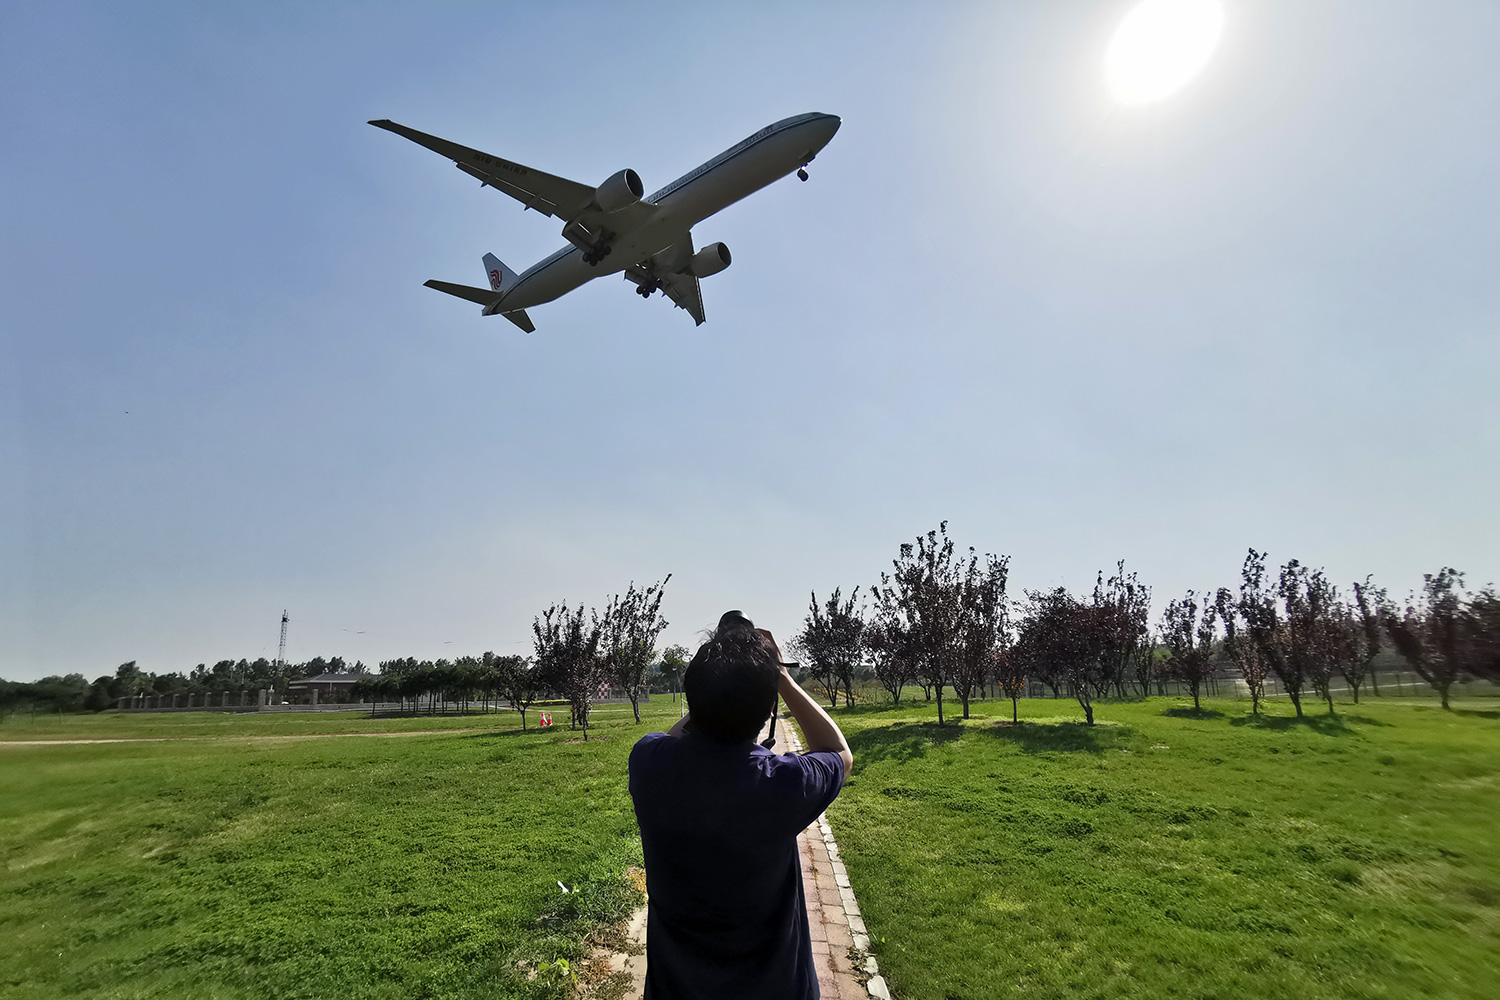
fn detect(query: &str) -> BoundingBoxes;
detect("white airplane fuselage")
[493,113,840,313]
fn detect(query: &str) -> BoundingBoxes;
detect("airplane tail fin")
[482,253,520,294]
[480,254,534,331]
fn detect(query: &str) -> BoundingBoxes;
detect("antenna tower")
[277,610,289,671]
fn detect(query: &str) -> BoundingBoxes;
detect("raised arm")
[762,630,853,779]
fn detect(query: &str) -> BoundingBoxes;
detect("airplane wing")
[623,235,707,326]
[370,119,596,220]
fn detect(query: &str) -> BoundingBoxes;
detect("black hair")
[683,610,780,744]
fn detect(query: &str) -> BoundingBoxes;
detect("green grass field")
[5,693,1496,1000]
[821,695,1500,1000]
[0,702,589,741]
[0,700,684,1000]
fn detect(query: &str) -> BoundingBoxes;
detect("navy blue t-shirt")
[628,729,845,1000]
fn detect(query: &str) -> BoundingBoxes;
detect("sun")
[1104,0,1224,105]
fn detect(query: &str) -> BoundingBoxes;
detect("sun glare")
[1105,0,1224,105]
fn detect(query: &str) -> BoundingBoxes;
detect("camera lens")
[718,610,755,631]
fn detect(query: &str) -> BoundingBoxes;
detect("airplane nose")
[813,114,841,150]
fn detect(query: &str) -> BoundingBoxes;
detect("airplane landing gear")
[565,221,616,265]
[797,167,809,181]
[636,281,658,298]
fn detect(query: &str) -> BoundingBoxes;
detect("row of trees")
[1221,553,1500,715]
[11,536,1497,727]
[351,577,676,737]
[531,577,673,737]
[792,524,1154,726]
[355,654,530,721]
[792,525,1500,726]
[4,576,678,725]
[0,656,369,716]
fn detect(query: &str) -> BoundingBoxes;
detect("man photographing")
[629,611,853,999]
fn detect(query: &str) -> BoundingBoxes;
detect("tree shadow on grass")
[1162,707,1226,720]
[831,701,909,717]
[1228,713,1362,736]
[847,721,965,771]
[1339,714,1392,727]
[1455,708,1500,721]
[983,721,1130,755]
[458,725,578,742]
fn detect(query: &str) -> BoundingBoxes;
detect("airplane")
[369,112,841,330]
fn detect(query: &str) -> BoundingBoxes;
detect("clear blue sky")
[4,1,1497,681]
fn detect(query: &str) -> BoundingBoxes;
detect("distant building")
[287,672,366,703]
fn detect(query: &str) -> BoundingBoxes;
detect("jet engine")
[594,169,643,213]
[688,242,732,278]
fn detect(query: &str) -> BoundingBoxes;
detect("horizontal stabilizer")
[423,279,500,307]
[502,309,536,334]
[422,280,535,331]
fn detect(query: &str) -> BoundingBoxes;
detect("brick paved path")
[779,717,890,1000]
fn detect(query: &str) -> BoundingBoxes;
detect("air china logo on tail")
[489,269,503,291]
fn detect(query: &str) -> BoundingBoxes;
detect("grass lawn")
[0,701,599,741]
[821,695,1500,1000]
[0,699,685,1000]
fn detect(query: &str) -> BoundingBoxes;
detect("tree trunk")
[631,695,641,724]
[1325,691,1335,715]
[520,708,527,730]
[1192,683,1200,711]
[1440,683,1451,710]
[1011,697,1018,724]
[936,685,945,725]
[1370,669,1381,697]
[1290,692,1303,717]
[960,692,970,720]
[1351,683,1360,704]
